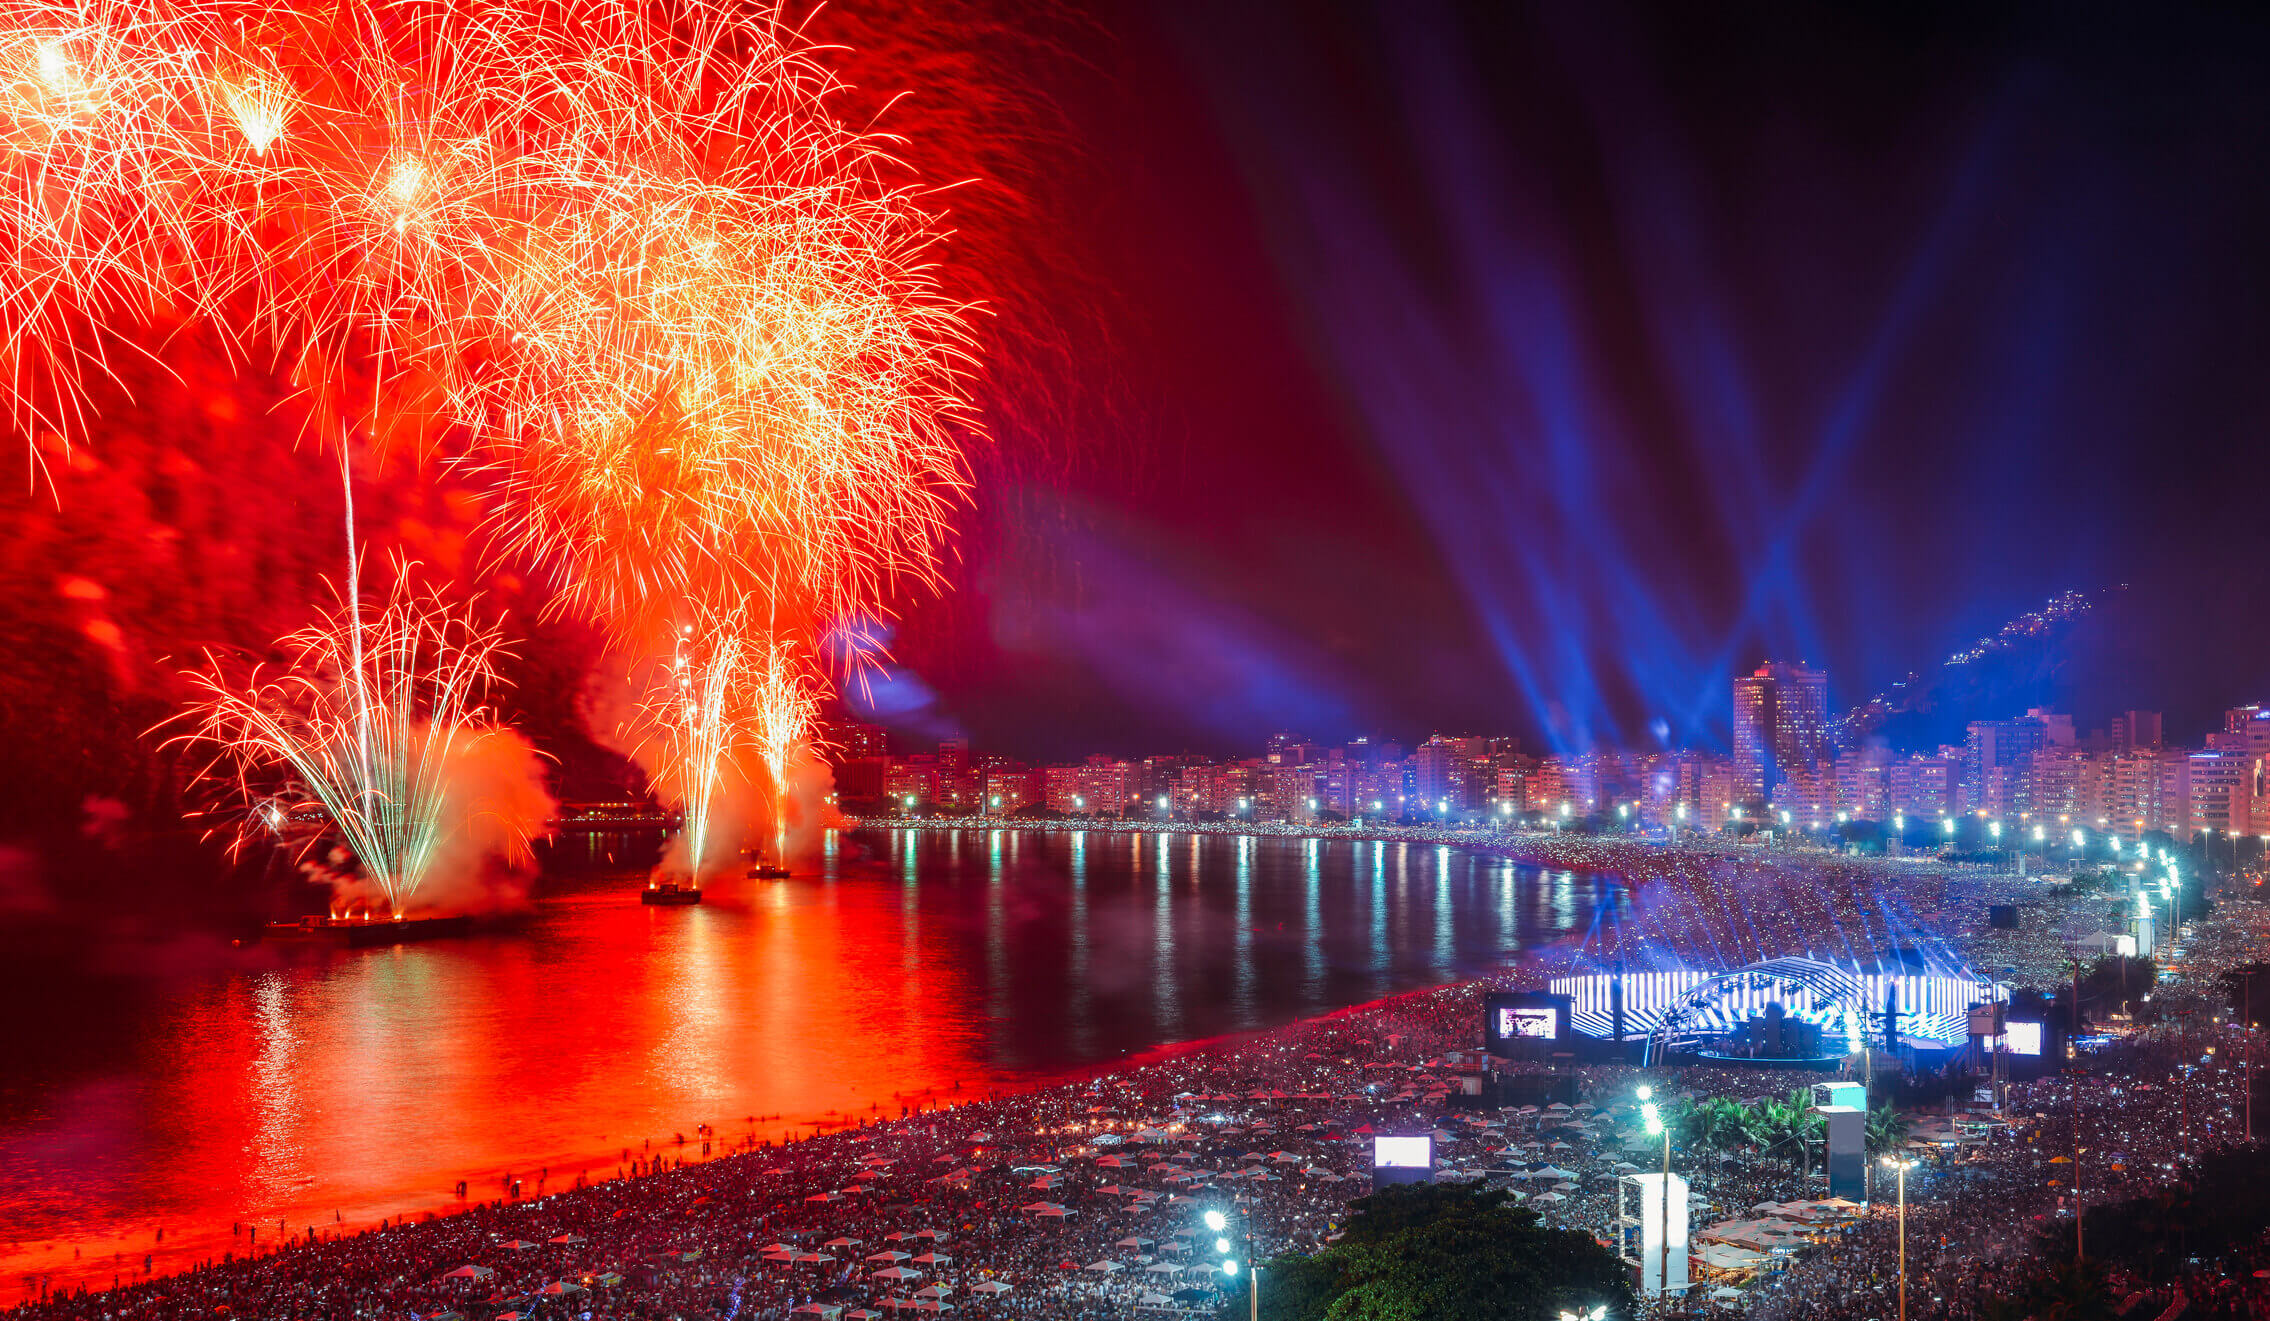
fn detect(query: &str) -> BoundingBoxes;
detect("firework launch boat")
[641,881,702,906]
[262,914,475,946]
[749,861,792,879]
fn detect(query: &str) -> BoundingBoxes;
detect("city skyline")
[827,653,2270,846]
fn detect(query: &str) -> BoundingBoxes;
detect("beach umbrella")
[1083,1261,1123,1273]
[805,1191,842,1203]
[547,1235,587,1246]
[505,1241,541,1251]
[913,1230,950,1241]
[439,1267,494,1281]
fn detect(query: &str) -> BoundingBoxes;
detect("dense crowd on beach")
[9,849,2265,1321]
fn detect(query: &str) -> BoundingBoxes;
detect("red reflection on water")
[0,864,1016,1295]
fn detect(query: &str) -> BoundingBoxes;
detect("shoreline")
[0,959,1525,1303]
[3,964,1516,1309]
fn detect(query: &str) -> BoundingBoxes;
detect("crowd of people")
[10,843,2265,1321]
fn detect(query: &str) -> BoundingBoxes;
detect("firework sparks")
[0,0,979,636]
[174,568,536,916]
[4,0,981,891]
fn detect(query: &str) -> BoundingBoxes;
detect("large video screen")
[2003,1021,2044,1056]
[1374,1135,1431,1169]
[1497,1007,1557,1040]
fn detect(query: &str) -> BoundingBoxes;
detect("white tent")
[1083,1261,1123,1274]
[968,1282,1011,1296]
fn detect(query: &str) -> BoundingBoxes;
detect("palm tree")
[1865,1102,1913,1157]
[1754,1091,1826,1172]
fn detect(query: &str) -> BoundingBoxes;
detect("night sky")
[867,0,2270,760]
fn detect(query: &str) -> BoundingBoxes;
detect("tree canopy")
[1227,1184,1634,1321]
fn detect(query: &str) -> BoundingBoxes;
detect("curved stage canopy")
[1548,957,2006,1061]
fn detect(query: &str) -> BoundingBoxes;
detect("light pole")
[1559,1308,1606,1321]
[1880,1156,1916,1321]
[1639,1084,1670,1296]
[1206,1207,1255,1321]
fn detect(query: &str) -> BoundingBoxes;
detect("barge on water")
[640,881,702,905]
[262,914,474,946]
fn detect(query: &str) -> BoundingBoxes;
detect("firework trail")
[639,601,756,884]
[173,568,545,916]
[752,628,824,853]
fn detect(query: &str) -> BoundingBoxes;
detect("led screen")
[1497,1007,1557,1039]
[1373,1135,1432,1169]
[2003,1021,2044,1056]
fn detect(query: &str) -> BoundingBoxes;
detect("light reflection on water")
[0,827,1612,1292]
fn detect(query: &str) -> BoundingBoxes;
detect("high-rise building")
[1886,753,1960,819]
[2111,711,2163,755]
[1412,736,1486,812]
[2184,752,2250,841]
[1964,716,2048,809]
[1834,746,1890,821]
[821,720,889,763]
[1732,662,1828,802]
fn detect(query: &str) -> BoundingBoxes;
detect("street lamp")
[1881,1156,1917,1321]
[1640,1086,1671,1295]
[1559,1309,1607,1321]
[1205,1207,1254,1321]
